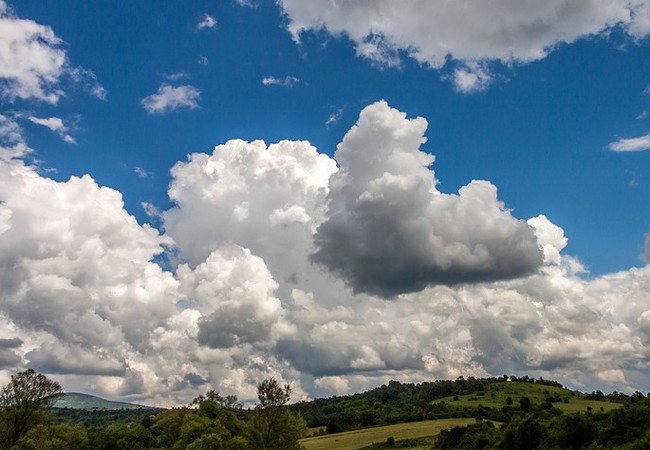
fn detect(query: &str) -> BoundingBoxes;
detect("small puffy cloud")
[311,101,543,297]
[609,133,650,152]
[277,0,650,88]
[261,76,301,87]
[196,14,217,31]
[0,2,104,103]
[141,83,200,115]
[28,116,75,144]
[198,55,209,66]
[452,63,494,93]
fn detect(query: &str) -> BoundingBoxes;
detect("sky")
[0,0,650,406]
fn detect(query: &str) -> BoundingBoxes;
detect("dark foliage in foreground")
[436,396,650,449]
[0,371,305,450]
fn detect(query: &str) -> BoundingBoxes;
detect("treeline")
[436,394,650,449]
[3,369,647,449]
[291,375,575,433]
[0,370,305,450]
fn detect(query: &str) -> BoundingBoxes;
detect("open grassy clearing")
[554,397,620,413]
[431,381,621,413]
[300,418,475,450]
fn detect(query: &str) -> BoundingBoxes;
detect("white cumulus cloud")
[141,83,201,115]
[2,102,650,404]
[277,0,650,89]
[609,133,650,152]
[196,14,217,31]
[452,63,494,94]
[0,1,104,103]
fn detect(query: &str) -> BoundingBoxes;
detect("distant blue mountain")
[52,392,150,410]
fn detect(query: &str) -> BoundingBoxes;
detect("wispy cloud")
[196,14,217,31]
[326,107,343,125]
[141,83,200,115]
[261,76,301,87]
[28,116,76,144]
[69,67,107,100]
[166,72,189,81]
[609,133,650,152]
[141,201,162,219]
[134,166,151,178]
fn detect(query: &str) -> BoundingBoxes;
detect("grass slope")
[431,381,620,413]
[300,418,475,450]
[52,392,148,410]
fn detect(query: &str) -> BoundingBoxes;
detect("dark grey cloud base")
[311,101,544,298]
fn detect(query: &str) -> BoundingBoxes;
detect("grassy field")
[431,381,621,413]
[300,418,475,450]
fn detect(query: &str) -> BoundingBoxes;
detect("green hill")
[291,376,626,434]
[52,392,149,410]
[432,381,620,414]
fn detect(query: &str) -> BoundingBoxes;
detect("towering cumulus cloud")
[0,157,178,385]
[1,100,649,404]
[311,101,543,297]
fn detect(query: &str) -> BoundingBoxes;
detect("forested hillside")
[290,375,629,433]
[2,369,649,449]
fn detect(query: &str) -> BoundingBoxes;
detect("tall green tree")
[0,369,61,449]
[249,378,306,450]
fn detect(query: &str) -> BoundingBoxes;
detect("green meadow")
[301,418,475,450]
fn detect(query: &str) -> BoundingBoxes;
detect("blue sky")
[1,0,650,405]
[14,0,650,274]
